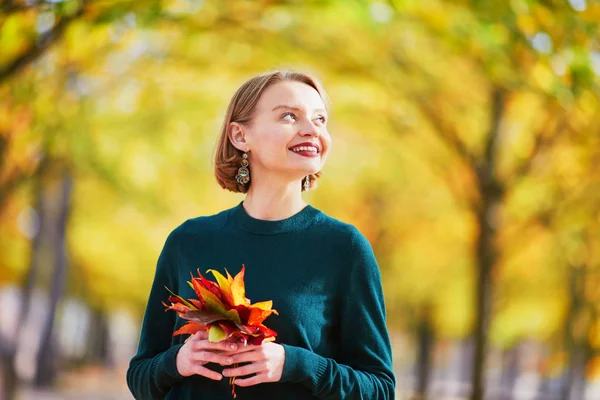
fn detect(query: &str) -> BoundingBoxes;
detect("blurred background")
[0,0,599,399]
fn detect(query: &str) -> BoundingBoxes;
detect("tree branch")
[0,0,88,84]
[501,144,600,262]
[426,153,481,212]
[380,53,483,210]
[0,155,46,214]
[507,113,571,190]
[387,115,480,212]
[416,96,477,169]
[0,1,28,15]
[483,87,506,174]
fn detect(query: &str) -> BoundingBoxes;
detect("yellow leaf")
[208,324,227,342]
[225,268,234,283]
[251,300,275,311]
[206,268,234,305]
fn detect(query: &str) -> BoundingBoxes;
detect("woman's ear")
[228,122,249,152]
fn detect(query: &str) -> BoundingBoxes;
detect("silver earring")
[236,152,250,184]
[303,175,310,192]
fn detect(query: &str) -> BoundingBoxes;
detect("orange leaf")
[230,265,248,306]
[173,322,207,336]
[189,278,208,302]
[166,303,194,314]
[195,282,242,324]
[248,308,278,326]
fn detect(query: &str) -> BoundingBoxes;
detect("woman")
[126,71,396,399]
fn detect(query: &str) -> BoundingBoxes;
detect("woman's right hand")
[175,331,241,380]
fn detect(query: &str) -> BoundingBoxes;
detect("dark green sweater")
[126,202,395,399]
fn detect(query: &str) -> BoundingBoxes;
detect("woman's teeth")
[291,146,317,153]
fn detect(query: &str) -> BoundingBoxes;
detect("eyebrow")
[271,104,327,114]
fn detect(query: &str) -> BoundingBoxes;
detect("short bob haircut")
[215,70,330,193]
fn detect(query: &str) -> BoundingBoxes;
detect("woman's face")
[233,81,331,181]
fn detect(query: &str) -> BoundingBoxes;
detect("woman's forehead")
[257,81,326,112]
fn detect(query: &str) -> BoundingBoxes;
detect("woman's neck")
[242,177,307,221]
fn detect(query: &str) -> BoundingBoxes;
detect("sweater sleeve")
[279,227,396,399]
[126,229,186,399]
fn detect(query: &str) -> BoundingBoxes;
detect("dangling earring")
[236,152,250,185]
[303,175,310,192]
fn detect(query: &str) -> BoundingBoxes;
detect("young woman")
[126,71,396,399]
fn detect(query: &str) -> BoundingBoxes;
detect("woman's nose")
[299,120,319,137]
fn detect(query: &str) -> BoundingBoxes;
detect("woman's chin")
[280,164,321,177]
[299,159,325,173]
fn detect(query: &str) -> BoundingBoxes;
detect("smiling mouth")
[290,146,319,154]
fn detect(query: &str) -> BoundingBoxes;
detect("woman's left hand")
[219,341,285,386]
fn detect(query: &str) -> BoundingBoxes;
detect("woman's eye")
[282,112,296,121]
[316,115,327,124]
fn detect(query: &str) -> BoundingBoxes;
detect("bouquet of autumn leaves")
[162,265,278,397]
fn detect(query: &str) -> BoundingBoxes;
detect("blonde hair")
[215,70,329,193]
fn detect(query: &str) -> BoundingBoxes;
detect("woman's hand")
[175,331,240,380]
[219,341,286,387]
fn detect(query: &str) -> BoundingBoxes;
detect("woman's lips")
[290,149,319,158]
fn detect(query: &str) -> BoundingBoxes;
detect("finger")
[184,331,203,344]
[190,350,231,364]
[193,364,223,381]
[220,348,254,358]
[211,339,240,351]
[220,344,259,357]
[224,336,244,344]
[234,372,266,387]
[194,339,239,352]
[220,349,265,366]
[186,331,207,342]
[223,361,266,378]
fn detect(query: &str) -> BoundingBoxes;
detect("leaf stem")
[230,362,239,398]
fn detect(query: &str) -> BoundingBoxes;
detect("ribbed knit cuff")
[280,344,327,391]
[152,343,186,390]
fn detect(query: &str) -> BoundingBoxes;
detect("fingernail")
[227,357,233,364]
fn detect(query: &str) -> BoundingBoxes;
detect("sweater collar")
[228,201,318,235]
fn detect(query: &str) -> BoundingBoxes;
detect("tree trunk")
[0,177,46,400]
[415,305,433,400]
[33,171,72,387]
[470,88,505,400]
[85,307,113,367]
[561,266,579,400]
[500,345,520,400]
[471,201,497,400]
